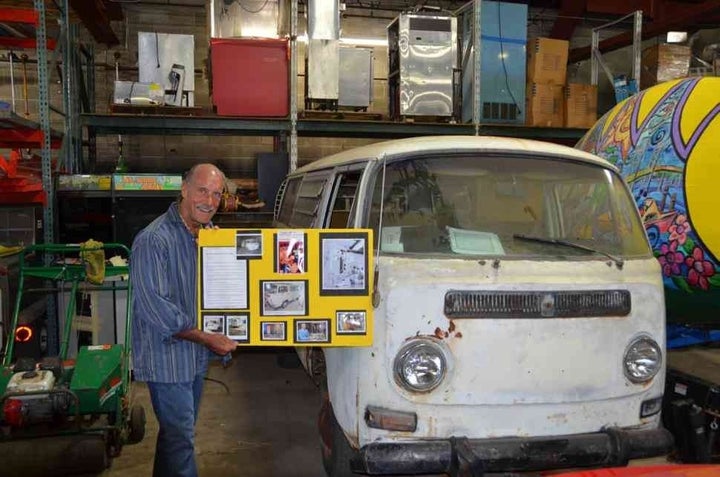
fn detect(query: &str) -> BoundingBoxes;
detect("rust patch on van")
[433,321,462,340]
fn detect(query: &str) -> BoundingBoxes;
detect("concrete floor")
[102,348,325,477]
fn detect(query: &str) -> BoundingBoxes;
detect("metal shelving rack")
[79,0,586,168]
[0,0,92,356]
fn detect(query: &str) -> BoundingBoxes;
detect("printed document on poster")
[202,247,248,309]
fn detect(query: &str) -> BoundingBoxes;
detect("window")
[368,154,650,258]
[290,174,329,227]
[326,171,362,229]
[276,177,301,225]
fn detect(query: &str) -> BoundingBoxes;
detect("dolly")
[0,243,145,476]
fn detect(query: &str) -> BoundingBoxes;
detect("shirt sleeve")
[131,231,194,341]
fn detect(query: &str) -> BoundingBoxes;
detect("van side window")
[326,172,362,229]
[277,177,301,225]
[291,175,329,227]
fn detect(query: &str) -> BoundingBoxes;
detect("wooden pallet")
[394,115,458,124]
[300,110,385,121]
[109,104,207,116]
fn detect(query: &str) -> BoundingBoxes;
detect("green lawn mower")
[0,243,145,476]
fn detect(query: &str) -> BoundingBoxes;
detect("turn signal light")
[14,325,33,343]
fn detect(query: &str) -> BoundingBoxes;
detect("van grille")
[444,290,631,318]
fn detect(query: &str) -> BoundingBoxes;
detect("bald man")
[131,163,237,477]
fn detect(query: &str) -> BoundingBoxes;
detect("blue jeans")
[147,374,205,477]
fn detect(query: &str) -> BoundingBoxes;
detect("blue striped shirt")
[130,201,209,383]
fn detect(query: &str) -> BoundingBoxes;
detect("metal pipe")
[21,53,29,116]
[9,51,15,112]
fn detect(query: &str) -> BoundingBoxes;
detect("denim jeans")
[147,374,205,477]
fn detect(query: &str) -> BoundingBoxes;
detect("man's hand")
[174,328,237,355]
[204,332,237,355]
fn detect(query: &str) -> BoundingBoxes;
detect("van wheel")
[320,400,356,477]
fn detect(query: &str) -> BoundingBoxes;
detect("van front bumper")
[351,427,673,475]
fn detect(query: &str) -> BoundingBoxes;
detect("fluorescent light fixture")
[666,31,687,43]
[296,34,387,47]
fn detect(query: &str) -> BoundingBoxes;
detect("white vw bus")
[274,136,672,476]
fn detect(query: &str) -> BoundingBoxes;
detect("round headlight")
[623,336,662,383]
[393,340,447,393]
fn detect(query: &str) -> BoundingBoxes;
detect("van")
[274,136,673,476]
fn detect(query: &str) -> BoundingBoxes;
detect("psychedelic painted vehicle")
[577,77,720,326]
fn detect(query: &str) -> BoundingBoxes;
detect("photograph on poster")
[236,231,263,259]
[226,314,249,341]
[336,310,367,334]
[320,233,368,295]
[261,321,287,341]
[275,231,306,274]
[261,280,307,316]
[295,319,330,343]
[203,315,225,335]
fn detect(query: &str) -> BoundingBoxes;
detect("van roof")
[290,135,615,175]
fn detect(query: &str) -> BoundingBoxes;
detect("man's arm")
[175,328,237,355]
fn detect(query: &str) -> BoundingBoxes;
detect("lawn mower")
[0,243,145,476]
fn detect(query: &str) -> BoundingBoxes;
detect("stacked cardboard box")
[564,83,598,129]
[640,44,691,89]
[526,38,567,127]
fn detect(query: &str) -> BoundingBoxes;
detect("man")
[131,163,237,477]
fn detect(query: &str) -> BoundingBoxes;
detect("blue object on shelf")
[460,1,528,125]
[613,75,639,103]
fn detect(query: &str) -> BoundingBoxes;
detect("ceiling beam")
[549,0,587,40]
[68,0,119,46]
[568,0,720,63]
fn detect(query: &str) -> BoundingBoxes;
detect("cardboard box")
[526,83,564,127]
[527,38,569,85]
[564,83,598,129]
[640,44,691,89]
[714,58,720,76]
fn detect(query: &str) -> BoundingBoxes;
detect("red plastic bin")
[210,38,289,117]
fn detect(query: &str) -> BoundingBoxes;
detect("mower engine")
[2,361,71,428]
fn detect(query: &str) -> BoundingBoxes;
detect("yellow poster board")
[197,228,373,347]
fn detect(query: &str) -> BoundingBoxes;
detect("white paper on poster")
[202,247,248,309]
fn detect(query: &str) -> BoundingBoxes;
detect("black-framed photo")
[294,319,330,344]
[260,321,287,341]
[261,280,308,316]
[226,314,249,342]
[236,230,263,259]
[320,232,368,296]
[203,314,225,335]
[336,310,367,335]
[275,231,307,274]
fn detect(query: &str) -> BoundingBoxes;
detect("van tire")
[321,402,356,477]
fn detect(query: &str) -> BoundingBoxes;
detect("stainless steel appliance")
[387,13,457,119]
[339,47,373,109]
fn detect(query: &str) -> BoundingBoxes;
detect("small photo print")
[276,231,307,274]
[236,231,263,259]
[261,321,287,341]
[226,314,249,341]
[203,315,225,335]
[336,310,367,334]
[261,280,307,316]
[320,233,368,295]
[295,319,330,344]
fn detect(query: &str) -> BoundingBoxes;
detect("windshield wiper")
[512,234,624,269]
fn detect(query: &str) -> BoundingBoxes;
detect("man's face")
[181,168,224,225]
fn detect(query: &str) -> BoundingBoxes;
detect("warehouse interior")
[1,0,720,475]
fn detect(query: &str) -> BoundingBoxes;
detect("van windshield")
[368,154,651,259]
